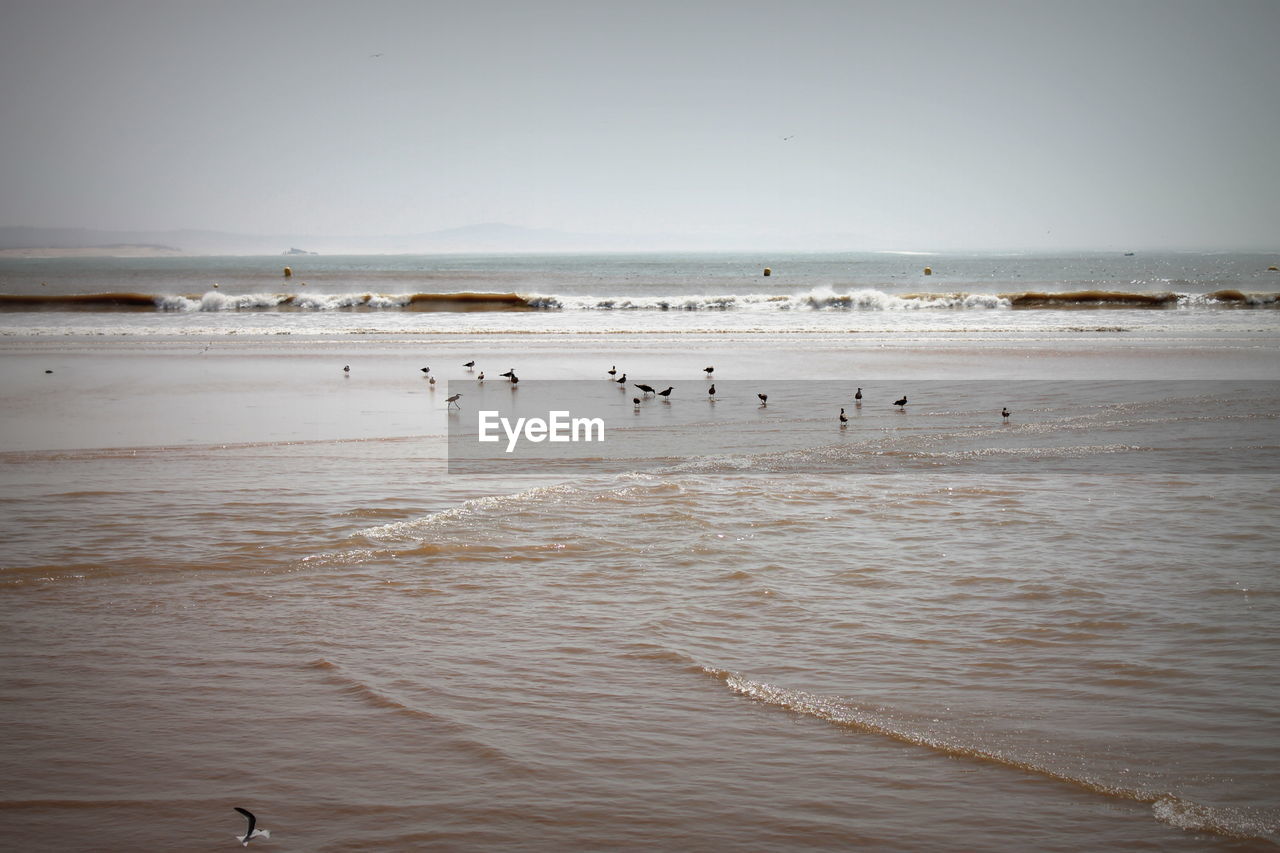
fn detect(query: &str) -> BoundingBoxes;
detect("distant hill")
[0,223,650,255]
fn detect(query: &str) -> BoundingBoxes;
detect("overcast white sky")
[1,0,1277,250]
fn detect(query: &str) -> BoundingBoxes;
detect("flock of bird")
[341,360,1013,422]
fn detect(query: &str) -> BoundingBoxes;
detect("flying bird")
[234,807,270,846]
[446,393,462,408]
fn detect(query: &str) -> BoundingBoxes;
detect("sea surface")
[0,252,1278,850]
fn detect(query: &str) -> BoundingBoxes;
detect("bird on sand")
[657,386,674,397]
[478,371,485,381]
[758,393,768,405]
[635,383,656,396]
[464,361,475,370]
[343,365,350,373]
[234,807,270,846]
[894,395,908,408]
[446,393,462,408]
[608,365,617,377]
[510,374,519,385]
[421,366,430,374]
[429,375,436,385]
[704,366,715,377]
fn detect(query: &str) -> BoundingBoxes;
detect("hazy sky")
[1,0,1277,250]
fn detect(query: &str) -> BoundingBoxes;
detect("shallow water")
[1,254,1278,850]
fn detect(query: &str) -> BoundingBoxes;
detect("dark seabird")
[478,371,485,381]
[510,374,519,385]
[421,367,430,374]
[464,361,475,370]
[428,375,436,385]
[234,807,270,846]
[757,393,768,405]
[657,386,674,397]
[615,373,627,384]
[855,387,863,402]
[608,365,617,376]
[704,366,715,376]
[1002,407,1010,419]
[45,369,53,374]
[633,397,641,408]
[708,384,716,397]
[500,368,516,379]
[635,383,656,396]
[343,365,350,373]
[446,393,463,408]
[894,396,907,408]
[839,407,848,424]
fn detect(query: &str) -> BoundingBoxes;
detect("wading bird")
[446,393,462,408]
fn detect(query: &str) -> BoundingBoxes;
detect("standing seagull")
[608,365,617,377]
[1002,407,1010,420]
[343,365,350,374]
[234,807,270,846]
[855,387,863,404]
[757,393,768,406]
[615,373,627,385]
[708,384,716,398]
[657,386,674,397]
[464,361,476,370]
[704,366,715,377]
[839,407,848,425]
[446,393,462,408]
[510,373,519,385]
[421,366,431,375]
[478,371,485,382]
[894,395,908,408]
[429,375,436,386]
[500,368,516,379]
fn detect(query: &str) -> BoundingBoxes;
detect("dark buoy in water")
[763,267,772,277]
[283,266,292,278]
[923,266,932,276]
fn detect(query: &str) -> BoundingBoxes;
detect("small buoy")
[923,266,932,276]
[763,267,772,277]
[1269,266,1278,271]
[284,267,293,277]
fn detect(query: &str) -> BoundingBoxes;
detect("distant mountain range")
[0,223,803,255]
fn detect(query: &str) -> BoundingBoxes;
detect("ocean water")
[1,253,1278,850]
